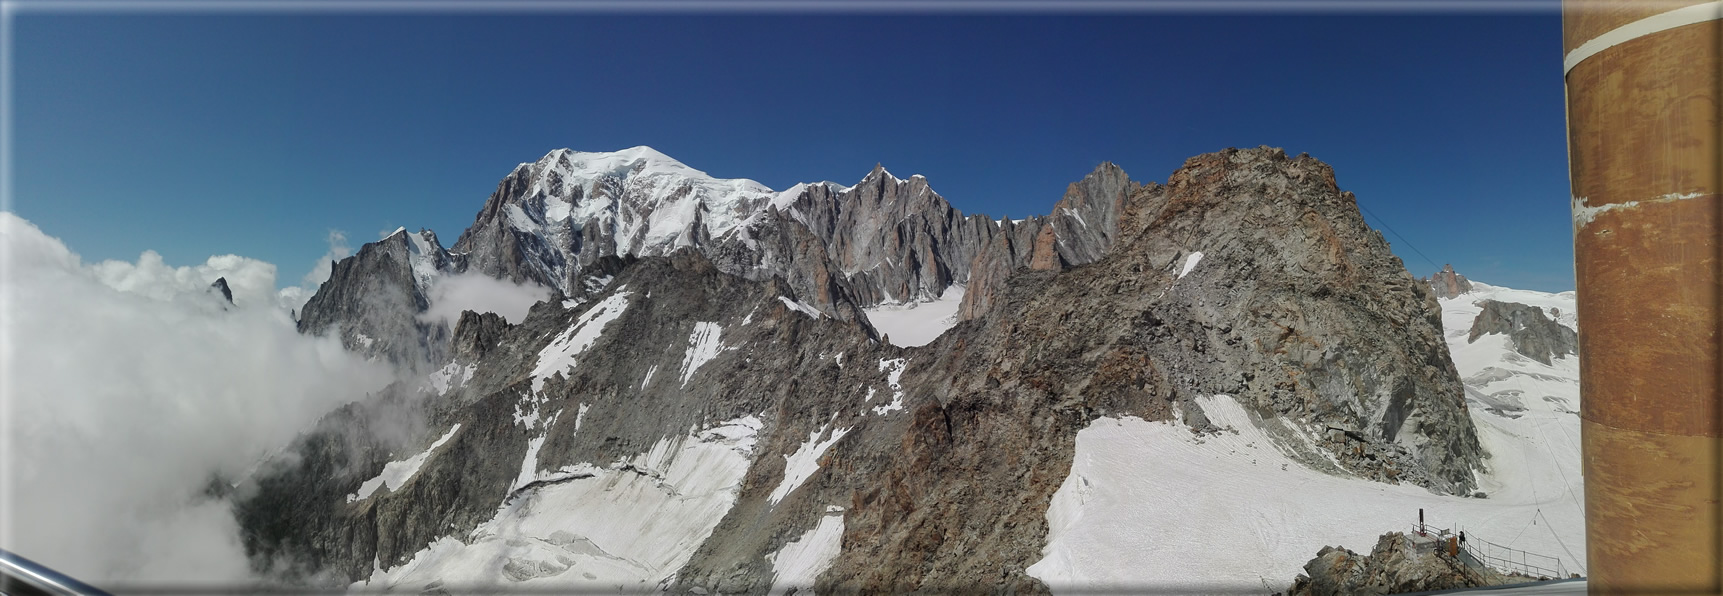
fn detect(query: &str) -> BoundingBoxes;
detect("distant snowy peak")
[454,146,800,296]
[1423,264,1474,300]
[508,146,776,239]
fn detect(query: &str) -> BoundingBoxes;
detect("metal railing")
[1409,522,1571,580]
[1460,535,1570,580]
[0,548,113,596]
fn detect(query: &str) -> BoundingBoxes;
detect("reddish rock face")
[1426,264,1473,299]
[1027,225,1064,271]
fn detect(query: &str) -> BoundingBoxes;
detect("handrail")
[0,548,113,596]
[1409,522,1571,580]
[1461,536,1569,580]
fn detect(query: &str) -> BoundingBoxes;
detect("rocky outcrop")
[702,205,875,324]
[449,310,509,362]
[1424,264,1472,299]
[1287,532,1520,595]
[209,277,234,304]
[1467,300,1579,365]
[941,148,1480,493]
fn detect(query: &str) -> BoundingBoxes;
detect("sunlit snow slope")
[1028,281,1584,592]
[353,417,763,593]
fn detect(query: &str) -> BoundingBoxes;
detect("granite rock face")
[296,228,464,370]
[1467,300,1579,365]
[958,163,1148,320]
[249,146,1488,592]
[1425,264,1473,299]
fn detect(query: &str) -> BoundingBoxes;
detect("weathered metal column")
[1564,1,1722,593]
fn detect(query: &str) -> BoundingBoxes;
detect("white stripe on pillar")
[1563,1,1723,74]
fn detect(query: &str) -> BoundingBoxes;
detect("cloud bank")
[419,272,551,327]
[0,212,394,588]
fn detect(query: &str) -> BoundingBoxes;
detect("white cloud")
[0,212,395,588]
[419,272,551,327]
[89,250,279,307]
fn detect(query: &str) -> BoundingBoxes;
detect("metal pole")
[1563,1,1722,594]
[0,549,113,596]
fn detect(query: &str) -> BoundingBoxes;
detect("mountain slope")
[1024,277,1583,591]
[237,146,1511,593]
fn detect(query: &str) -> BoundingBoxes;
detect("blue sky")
[8,7,1575,291]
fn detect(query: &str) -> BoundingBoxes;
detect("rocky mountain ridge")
[246,146,1489,593]
[298,147,1136,369]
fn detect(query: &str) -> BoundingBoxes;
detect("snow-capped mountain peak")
[459,146,782,293]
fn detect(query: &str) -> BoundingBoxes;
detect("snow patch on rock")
[347,424,462,503]
[680,322,724,387]
[767,423,851,506]
[777,296,822,320]
[426,361,477,395]
[766,508,846,595]
[870,358,907,416]
[531,292,632,393]
[1178,251,1204,279]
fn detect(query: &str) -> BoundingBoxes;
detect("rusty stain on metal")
[1564,1,1721,594]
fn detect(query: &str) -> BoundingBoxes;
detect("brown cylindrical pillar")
[1564,1,1722,594]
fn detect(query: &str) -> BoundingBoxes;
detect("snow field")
[1028,395,1584,592]
[356,416,765,593]
[505,147,777,259]
[1028,283,1584,592]
[862,285,965,347]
